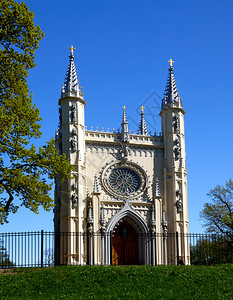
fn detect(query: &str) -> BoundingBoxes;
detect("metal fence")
[0,231,232,268]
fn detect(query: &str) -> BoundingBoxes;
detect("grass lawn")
[0,265,232,299]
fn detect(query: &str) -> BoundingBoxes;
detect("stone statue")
[71,194,78,208]
[173,115,179,131]
[175,147,181,159]
[120,144,129,160]
[176,198,182,213]
[71,138,77,151]
[71,104,77,122]
[72,127,77,136]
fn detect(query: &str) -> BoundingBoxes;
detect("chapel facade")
[54,48,190,265]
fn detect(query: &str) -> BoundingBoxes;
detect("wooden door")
[112,221,138,265]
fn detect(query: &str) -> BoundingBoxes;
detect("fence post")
[41,230,44,268]
[176,231,179,265]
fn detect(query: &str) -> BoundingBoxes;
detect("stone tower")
[54,46,86,264]
[54,51,190,265]
[160,59,189,263]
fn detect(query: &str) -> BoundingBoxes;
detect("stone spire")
[87,202,93,224]
[100,204,106,227]
[151,205,156,233]
[155,177,161,197]
[162,206,168,234]
[121,106,130,142]
[162,59,182,110]
[93,174,99,193]
[138,106,148,135]
[61,45,83,99]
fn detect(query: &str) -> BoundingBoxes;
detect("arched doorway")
[112,220,138,265]
[105,201,151,265]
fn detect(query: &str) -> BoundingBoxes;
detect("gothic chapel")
[54,47,190,265]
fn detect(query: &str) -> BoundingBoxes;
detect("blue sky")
[2,0,233,233]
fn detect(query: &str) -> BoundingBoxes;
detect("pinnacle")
[93,174,99,193]
[122,106,128,124]
[138,108,148,135]
[61,49,83,98]
[162,65,182,109]
[121,106,130,142]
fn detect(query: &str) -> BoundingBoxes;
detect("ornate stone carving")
[151,205,156,234]
[173,115,179,132]
[71,193,78,208]
[72,127,77,136]
[174,136,181,160]
[101,161,148,199]
[175,198,182,213]
[162,206,168,237]
[176,188,183,213]
[70,103,77,122]
[71,138,77,151]
[87,202,93,233]
[155,177,161,197]
[93,174,99,193]
[120,144,129,160]
[103,204,122,223]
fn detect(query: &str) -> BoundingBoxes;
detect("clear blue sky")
[2,0,233,233]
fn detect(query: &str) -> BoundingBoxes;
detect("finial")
[168,58,174,67]
[69,45,76,55]
[121,106,130,142]
[93,174,99,193]
[155,177,161,197]
[140,105,145,113]
[138,105,148,135]
[87,201,93,224]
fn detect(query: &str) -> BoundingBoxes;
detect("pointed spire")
[61,45,83,99]
[93,174,99,193]
[121,106,130,142]
[87,201,93,224]
[100,204,106,227]
[151,205,156,227]
[122,105,128,123]
[162,206,167,228]
[138,106,148,135]
[162,59,182,109]
[155,177,161,197]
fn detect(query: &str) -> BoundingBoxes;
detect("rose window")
[108,167,141,194]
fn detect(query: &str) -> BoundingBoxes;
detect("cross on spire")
[161,59,182,109]
[122,105,126,110]
[168,58,174,67]
[69,45,76,55]
[61,45,83,98]
[138,106,148,135]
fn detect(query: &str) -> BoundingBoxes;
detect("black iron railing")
[0,231,232,268]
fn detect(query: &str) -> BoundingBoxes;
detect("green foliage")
[200,179,233,240]
[0,265,233,299]
[191,235,233,265]
[0,0,73,223]
[0,241,14,268]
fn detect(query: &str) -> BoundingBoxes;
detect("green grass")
[0,265,232,299]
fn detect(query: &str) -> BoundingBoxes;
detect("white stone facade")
[54,52,190,265]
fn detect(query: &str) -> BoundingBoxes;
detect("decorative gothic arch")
[105,201,151,265]
[106,200,150,234]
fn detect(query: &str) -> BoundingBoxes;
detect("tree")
[200,179,233,242]
[0,0,73,224]
[190,235,233,265]
[0,241,14,268]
